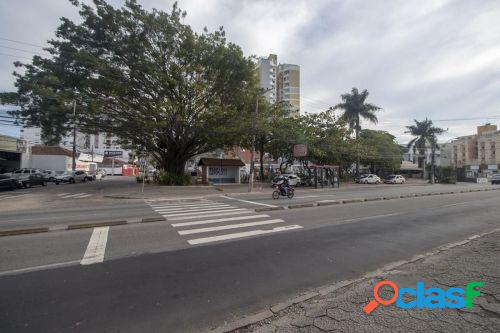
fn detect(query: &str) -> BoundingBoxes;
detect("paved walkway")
[239,230,500,333]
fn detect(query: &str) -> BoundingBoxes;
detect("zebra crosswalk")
[147,199,302,245]
[56,192,93,199]
[0,193,31,201]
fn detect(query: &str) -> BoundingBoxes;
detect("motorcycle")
[272,185,294,199]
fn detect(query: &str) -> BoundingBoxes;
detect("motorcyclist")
[279,177,290,196]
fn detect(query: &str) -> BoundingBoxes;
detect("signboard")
[104,150,123,158]
[78,152,104,163]
[293,144,308,157]
[470,165,480,170]
[488,165,498,170]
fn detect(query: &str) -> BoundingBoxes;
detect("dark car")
[0,174,17,191]
[491,174,500,185]
[17,173,46,188]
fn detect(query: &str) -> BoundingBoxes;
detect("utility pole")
[248,93,259,192]
[248,88,271,192]
[71,100,77,171]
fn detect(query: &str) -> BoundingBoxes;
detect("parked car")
[42,170,58,182]
[271,174,301,187]
[55,170,87,184]
[85,171,96,181]
[355,174,371,183]
[384,174,406,184]
[17,173,46,188]
[491,174,500,185]
[360,174,381,184]
[0,174,17,191]
[11,168,44,179]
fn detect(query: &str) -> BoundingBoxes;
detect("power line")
[0,37,46,48]
[0,45,51,56]
[0,52,32,60]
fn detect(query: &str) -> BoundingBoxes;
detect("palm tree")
[406,118,446,184]
[333,88,381,176]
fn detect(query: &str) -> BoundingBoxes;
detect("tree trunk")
[355,117,360,177]
[259,141,265,182]
[431,145,436,184]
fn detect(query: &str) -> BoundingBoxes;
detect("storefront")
[198,158,244,184]
[0,134,30,173]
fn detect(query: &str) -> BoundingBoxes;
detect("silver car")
[55,170,87,184]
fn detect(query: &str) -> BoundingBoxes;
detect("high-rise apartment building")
[257,54,300,117]
[450,124,499,175]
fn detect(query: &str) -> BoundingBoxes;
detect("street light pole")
[248,93,259,192]
[248,88,272,192]
[71,100,77,171]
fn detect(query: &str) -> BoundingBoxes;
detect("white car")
[361,174,381,184]
[272,174,301,187]
[55,170,87,184]
[384,174,406,184]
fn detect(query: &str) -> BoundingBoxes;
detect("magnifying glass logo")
[363,280,399,314]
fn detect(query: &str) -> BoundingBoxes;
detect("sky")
[1,0,500,143]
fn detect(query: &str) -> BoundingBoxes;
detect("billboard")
[293,144,308,157]
[104,150,123,158]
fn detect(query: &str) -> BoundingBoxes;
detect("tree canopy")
[1,0,257,175]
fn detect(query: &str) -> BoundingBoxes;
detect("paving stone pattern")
[239,231,500,333]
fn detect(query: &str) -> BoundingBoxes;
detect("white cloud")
[1,0,499,142]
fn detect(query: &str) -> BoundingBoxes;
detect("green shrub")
[158,171,191,186]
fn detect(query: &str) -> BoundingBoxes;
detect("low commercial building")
[0,134,31,173]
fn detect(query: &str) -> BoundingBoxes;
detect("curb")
[141,217,167,223]
[0,227,49,237]
[67,220,127,230]
[212,227,500,333]
[255,206,285,212]
[0,215,168,237]
[252,187,500,213]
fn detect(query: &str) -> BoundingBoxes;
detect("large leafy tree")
[1,0,256,176]
[359,129,402,174]
[333,88,381,176]
[406,118,446,183]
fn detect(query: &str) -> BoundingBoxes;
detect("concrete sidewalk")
[230,230,500,333]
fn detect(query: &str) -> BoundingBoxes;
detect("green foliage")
[158,171,191,186]
[406,118,447,153]
[435,166,457,184]
[359,129,402,173]
[2,0,256,176]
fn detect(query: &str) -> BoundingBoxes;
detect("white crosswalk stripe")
[0,193,31,201]
[147,199,302,245]
[58,193,92,199]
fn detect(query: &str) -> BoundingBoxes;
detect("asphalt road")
[1,177,498,231]
[1,190,499,332]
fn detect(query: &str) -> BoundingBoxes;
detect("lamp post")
[248,88,272,192]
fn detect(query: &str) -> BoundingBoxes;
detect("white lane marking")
[0,260,81,277]
[56,193,71,196]
[178,219,285,235]
[223,196,278,208]
[188,225,303,245]
[61,193,87,198]
[73,194,92,198]
[149,202,217,209]
[294,195,320,198]
[162,208,248,218]
[153,203,230,210]
[171,214,270,227]
[81,227,109,265]
[441,201,473,208]
[168,210,253,221]
[154,205,232,214]
[343,212,406,223]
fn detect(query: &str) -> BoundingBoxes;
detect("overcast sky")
[1,0,500,142]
